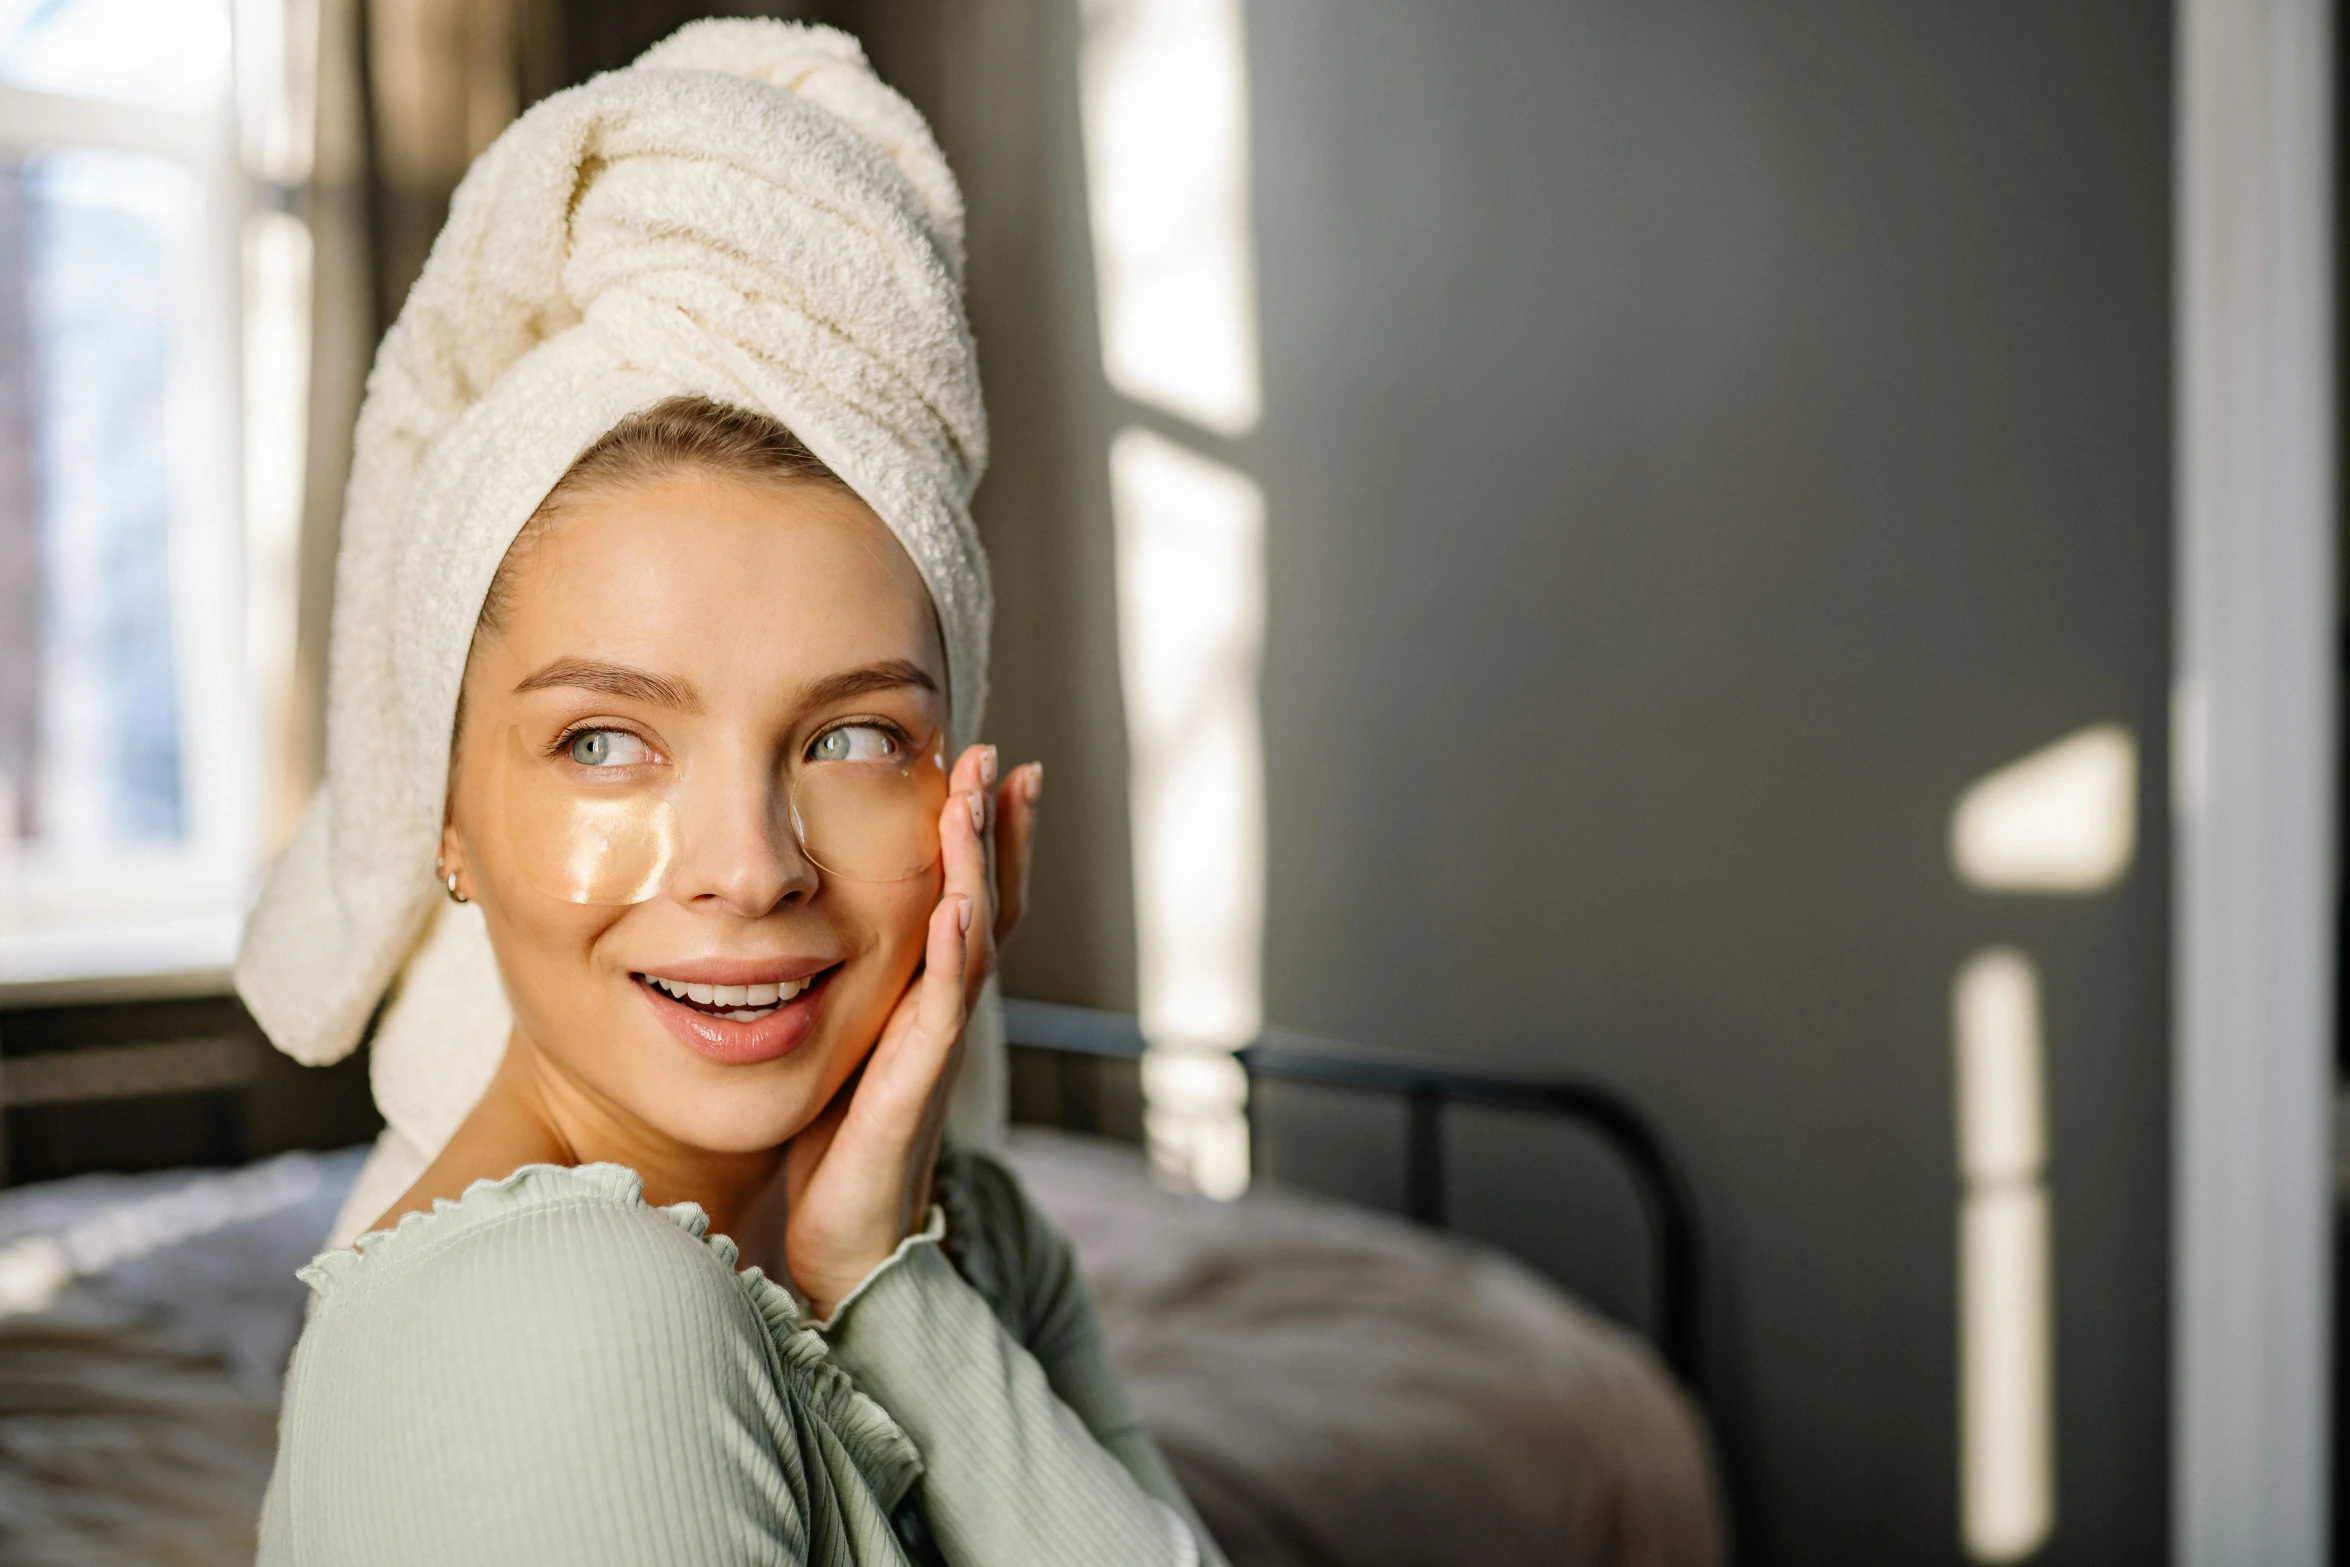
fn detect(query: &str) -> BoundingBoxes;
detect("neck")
[505,1031,781,1236]
[382,1027,784,1248]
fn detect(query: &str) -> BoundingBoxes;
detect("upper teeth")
[646,975,807,1008]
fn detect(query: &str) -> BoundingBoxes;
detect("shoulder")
[271,1164,919,1564]
[288,1164,794,1451]
[304,1162,767,1352]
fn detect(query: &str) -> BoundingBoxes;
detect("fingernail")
[967,791,985,831]
[1024,762,1043,805]
[956,894,974,932]
[978,745,998,788]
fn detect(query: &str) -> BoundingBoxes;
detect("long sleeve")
[817,1148,1227,1567]
[260,1159,1221,1567]
[260,1165,921,1567]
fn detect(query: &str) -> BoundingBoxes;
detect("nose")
[666,746,816,914]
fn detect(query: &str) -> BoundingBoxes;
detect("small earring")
[440,863,469,905]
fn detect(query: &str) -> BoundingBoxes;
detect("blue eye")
[809,725,900,764]
[568,729,651,767]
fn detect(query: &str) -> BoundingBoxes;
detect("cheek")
[467,851,633,1040]
[454,778,611,946]
[485,901,622,998]
[823,872,942,1008]
[890,867,944,947]
[865,868,944,965]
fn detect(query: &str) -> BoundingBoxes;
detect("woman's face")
[442,471,948,1155]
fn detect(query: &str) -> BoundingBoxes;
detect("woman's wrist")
[804,1205,948,1327]
[793,1198,931,1317]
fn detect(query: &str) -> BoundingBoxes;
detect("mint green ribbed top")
[258,1144,1225,1566]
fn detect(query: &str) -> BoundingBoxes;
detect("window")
[0,0,309,986]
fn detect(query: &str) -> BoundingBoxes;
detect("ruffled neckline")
[301,1162,924,1507]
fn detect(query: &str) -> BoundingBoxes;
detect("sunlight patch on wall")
[1946,722,2136,1554]
[1954,946,2055,1562]
[1110,427,1264,1200]
[1077,0,1261,437]
[1081,0,1267,1197]
[1951,723,2137,893]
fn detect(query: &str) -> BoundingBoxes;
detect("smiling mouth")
[633,969,834,1023]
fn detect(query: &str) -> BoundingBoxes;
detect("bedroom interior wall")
[1241,11,2172,1563]
[851,4,2176,1564]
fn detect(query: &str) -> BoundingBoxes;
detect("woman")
[237,21,1223,1566]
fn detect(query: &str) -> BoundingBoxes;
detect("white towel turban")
[233,20,1005,1240]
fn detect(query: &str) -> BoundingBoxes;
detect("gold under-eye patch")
[494,725,679,904]
[789,729,952,883]
[490,723,950,906]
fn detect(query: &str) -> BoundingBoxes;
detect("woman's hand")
[781,745,1040,1317]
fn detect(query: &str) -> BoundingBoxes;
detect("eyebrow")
[511,657,937,713]
[513,658,705,713]
[804,659,940,707]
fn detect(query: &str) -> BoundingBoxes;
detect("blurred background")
[0,2,2321,1565]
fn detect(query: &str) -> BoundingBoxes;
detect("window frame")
[0,74,267,991]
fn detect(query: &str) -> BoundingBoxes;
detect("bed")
[0,1006,1726,1567]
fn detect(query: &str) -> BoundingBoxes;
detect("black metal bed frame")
[1001,999,1703,1386]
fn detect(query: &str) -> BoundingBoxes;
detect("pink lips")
[634,966,833,1066]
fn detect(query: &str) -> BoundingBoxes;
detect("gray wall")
[864,4,2175,1563]
[1244,6,2172,1563]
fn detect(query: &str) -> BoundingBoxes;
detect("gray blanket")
[1008,1129,1723,1567]
[0,1136,1723,1566]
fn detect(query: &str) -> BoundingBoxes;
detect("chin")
[656,1019,887,1154]
[620,1063,813,1153]
[662,1099,820,1156]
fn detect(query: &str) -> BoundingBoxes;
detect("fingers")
[992,762,1041,949]
[783,886,974,1313]
[961,744,999,907]
[943,743,1042,957]
[848,893,970,1137]
[920,892,972,1040]
[949,742,991,794]
[938,746,995,988]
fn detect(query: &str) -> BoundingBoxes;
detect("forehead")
[491,475,944,691]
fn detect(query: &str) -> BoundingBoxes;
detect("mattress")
[0,1134,1723,1566]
